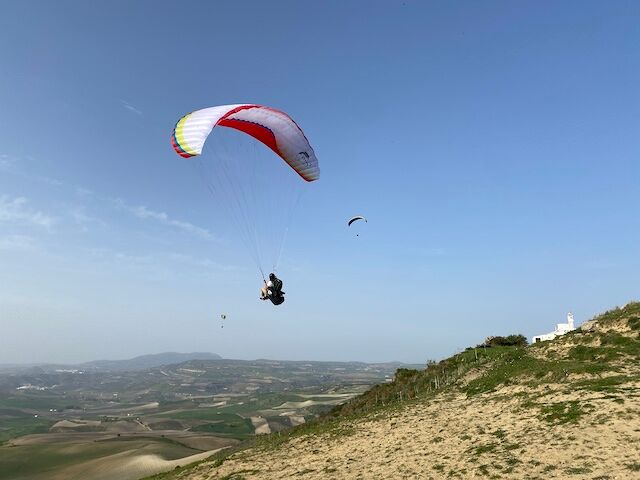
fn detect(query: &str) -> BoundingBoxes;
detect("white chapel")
[532,312,576,343]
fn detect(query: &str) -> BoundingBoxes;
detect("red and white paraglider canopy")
[171,104,319,182]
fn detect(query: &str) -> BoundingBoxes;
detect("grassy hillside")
[149,301,640,479]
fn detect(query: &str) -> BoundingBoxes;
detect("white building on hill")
[533,312,576,343]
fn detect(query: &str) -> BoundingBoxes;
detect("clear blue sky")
[1,1,638,364]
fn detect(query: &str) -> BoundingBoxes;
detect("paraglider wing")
[171,104,320,182]
[171,103,319,283]
[347,216,367,227]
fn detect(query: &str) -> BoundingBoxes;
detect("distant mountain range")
[0,352,222,374]
[0,352,419,376]
[79,352,223,371]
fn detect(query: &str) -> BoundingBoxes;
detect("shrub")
[481,334,528,348]
[394,368,421,382]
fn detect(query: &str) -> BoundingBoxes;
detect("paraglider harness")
[265,274,285,306]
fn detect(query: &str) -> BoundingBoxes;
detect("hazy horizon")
[0,349,425,367]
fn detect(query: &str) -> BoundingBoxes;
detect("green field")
[0,357,399,479]
[0,395,73,411]
[0,414,55,443]
[189,417,254,436]
[157,408,238,421]
[156,410,254,436]
[215,393,306,415]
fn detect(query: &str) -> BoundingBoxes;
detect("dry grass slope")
[145,302,640,480]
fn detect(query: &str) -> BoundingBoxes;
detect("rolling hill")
[153,302,640,479]
[80,352,223,372]
[0,352,223,375]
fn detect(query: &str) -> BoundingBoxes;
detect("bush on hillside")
[481,334,528,348]
[394,368,421,382]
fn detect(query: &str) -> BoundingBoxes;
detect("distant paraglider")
[220,314,226,328]
[348,216,367,236]
[347,216,367,227]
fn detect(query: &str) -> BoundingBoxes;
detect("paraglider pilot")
[260,273,285,305]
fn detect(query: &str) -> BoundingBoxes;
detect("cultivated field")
[0,357,406,479]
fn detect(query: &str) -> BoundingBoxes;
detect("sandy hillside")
[158,303,640,480]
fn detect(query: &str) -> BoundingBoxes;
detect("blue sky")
[1,1,638,364]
